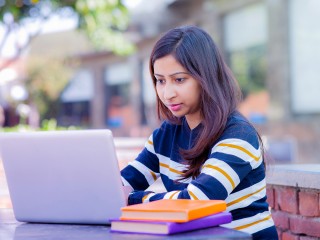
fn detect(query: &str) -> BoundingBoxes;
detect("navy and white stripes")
[121,111,277,239]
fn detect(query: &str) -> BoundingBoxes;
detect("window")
[223,3,268,123]
[104,62,133,128]
[290,0,320,113]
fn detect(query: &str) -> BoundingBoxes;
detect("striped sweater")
[121,112,278,239]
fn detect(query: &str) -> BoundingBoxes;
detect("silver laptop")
[0,129,126,225]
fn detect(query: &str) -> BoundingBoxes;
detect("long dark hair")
[149,26,243,179]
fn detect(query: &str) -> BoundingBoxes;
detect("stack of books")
[110,199,232,235]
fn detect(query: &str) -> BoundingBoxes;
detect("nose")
[163,82,176,100]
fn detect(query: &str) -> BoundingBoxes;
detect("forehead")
[153,55,187,74]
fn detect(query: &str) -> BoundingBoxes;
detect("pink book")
[110,211,232,235]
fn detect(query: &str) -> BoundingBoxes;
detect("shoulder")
[147,120,181,154]
[151,120,180,142]
[211,112,263,168]
[219,111,260,148]
[153,120,177,134]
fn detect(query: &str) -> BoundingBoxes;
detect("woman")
[121,25,278,239]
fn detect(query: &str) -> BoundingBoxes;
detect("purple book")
[110,211,232,235]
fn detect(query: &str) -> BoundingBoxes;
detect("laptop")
[0,129,126,225]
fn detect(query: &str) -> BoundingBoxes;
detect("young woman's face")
[153,54,202,129]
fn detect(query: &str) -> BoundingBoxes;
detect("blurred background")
[0,0,320,207]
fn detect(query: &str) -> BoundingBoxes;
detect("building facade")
[59,0,320,163]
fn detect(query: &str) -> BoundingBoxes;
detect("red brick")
[282,231,299,240]
[275,186,298,214]
[272,210,289,230]
[299,190,319,217]
[267,185,275,209]
[277,228,283,239]
[274,186,279,210]
[289,215,320,237]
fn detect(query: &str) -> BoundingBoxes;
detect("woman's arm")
[121,134,160,191]
[126,124,264,205]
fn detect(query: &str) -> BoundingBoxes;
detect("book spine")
[188,202,226,221]
[169,212,232,234]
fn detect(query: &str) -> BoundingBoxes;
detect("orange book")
[120,199,226,222]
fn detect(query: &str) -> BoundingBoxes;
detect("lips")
[168,104,182,112]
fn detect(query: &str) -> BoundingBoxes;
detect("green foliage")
[229,45,266,97]
[0,1,37,21]
[0,118,81,132]
[0,124,32,132]
[24,57,72,120]
[0,0,135,126]
[0,0,135,57]
[40,118,79,131]
[75,0,135,55]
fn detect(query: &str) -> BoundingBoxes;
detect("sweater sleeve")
[186,122,263,200]
[121,134,160,191]
[125,122,264,205]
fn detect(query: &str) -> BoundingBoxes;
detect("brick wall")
[267,185,320,240]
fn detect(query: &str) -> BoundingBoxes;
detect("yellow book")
[120,199,226,223]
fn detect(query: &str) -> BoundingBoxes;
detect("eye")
[176,78,186,83]
[156,79,165,85]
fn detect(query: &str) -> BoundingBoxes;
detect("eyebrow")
[154,72,190,77]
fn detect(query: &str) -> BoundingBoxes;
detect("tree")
[24,57,72,121]
[0,0,135,70]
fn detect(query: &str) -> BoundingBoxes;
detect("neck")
[185,116,202,130]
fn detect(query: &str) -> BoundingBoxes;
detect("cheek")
[191,85,202,105]
[194,83,202,98]
[156,86,163,99]
[188,82,201,96]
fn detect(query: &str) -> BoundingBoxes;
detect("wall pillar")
[90,65,106,128]
[266,0,291,120]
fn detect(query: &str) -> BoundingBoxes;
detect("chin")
[171,112,185,118]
